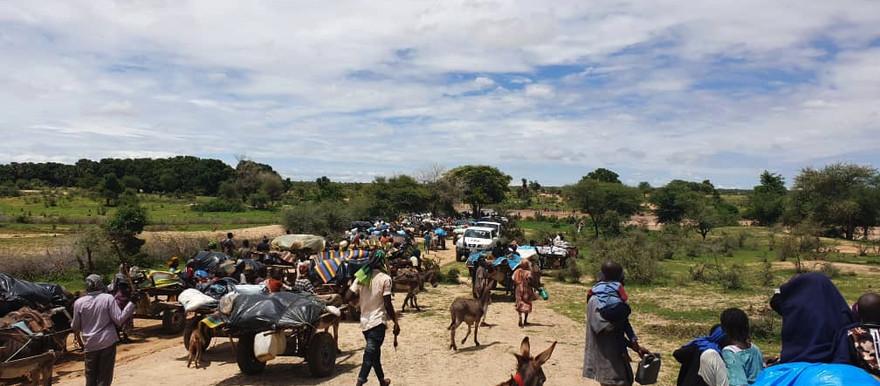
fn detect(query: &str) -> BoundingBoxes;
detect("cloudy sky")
[1,1,879,187]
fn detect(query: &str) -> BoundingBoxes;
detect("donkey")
[496,337,557,386]
[392,268,435,312]
[448,285,491,350]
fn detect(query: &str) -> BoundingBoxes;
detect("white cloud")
[0,1,878,185]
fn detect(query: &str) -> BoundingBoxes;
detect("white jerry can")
[253,331,287,362]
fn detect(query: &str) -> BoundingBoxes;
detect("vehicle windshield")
[464,229,491,239]
[476,222,500,232]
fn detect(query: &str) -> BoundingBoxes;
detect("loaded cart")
[199,291,340,377]
[128,268,187,334]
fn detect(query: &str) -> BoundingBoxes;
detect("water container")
[635,353,661,385]
[253,331,287,362]
[539,287,549,300]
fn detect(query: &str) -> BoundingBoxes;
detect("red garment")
[266,278,283,293]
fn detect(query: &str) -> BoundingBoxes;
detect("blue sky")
[1,1,879,188]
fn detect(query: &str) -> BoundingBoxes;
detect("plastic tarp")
[467,251,491,267]
[179,288,218,312]
[188,251,231,273]
[492,253,523,270]
[0,273,67,316]
[536,245,569,256]
[226,292,327,331]
[753,363,880,386]
[271,234,326,252]
[517,245,538,260]
[434,228,448,236]
[203,277,238,299]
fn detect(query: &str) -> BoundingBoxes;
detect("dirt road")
[53,248,597,386]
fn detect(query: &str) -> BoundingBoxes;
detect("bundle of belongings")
[271,234,326,253]
[0,273,69,316]
[535,245,570,257]
[216,292,330,332]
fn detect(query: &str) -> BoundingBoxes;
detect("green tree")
[788,163,879,239]
[586,168,621,184]
[637,181,653,196]
[105,195,147,258]
[315,176,343,202]
[445,165,511,216]
[121,175,142,191]
[98,173,124,206]
[565,177,642,238]
[367,175,430,218]
[650,180,703,223]
[248,192,271,210]
[217,180,239,200]
[746,171,787,225]
[259,174,285,202]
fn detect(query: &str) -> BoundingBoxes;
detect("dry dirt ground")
[52,248,600,386]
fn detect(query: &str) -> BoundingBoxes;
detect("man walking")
[347,251,399,386]
[72,274,136,386]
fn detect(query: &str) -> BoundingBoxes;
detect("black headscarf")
[771,272,855,363]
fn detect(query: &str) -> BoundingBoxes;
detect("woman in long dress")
[512,260,537,327]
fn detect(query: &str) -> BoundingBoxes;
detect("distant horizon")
[2,154,871,190]
[1,2,878,188]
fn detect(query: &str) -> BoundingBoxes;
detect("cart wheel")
[182,318,212,350]
[236,333,266,375]
[307,332,337,377]
[162,308,186,334]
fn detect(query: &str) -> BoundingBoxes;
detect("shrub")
[817,262,841,278]
[440,268,461,285]
[192,198,245,212]
[589,232,664,284]
[760,256,775,287]
[281,202,354,239]
[689,262,745,290]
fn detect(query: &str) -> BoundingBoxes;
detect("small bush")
[192,198,246,212]
[589,232,664,284]
[817,262,841,278]
[689,263,745,290]
[440,268,461,285]
[760,257,774,287]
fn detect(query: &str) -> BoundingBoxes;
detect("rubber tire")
[236,333,267,375]
[162,308,186,334]
[182,318,212,351]
[306,332,337,377]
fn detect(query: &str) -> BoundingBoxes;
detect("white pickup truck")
[455,226,500,261]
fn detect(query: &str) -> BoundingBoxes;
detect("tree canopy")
[445,165,511,215]
[565,177,642,237]
[745,171,787,226]
[787,163,880,239]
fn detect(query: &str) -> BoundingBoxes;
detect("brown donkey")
[448,285,491,350]
[497,337,557,386]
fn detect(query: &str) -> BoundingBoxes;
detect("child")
[588,261,637,344]
[837,292,880,376]
[720,308,764,386]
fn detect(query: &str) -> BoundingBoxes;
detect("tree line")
[564,164,880,241]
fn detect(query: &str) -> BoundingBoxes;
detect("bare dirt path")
[53,281,595,386]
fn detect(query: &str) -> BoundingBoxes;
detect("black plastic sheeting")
[226,292,326,332]
[202,277,239,299]
[0,273,69,316]
[187,251,231,273]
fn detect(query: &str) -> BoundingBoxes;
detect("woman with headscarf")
[513,259,538,327]
[770,272,855,364]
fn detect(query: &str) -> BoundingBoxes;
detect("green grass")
[521,219,877,362]
[0,191,278,233]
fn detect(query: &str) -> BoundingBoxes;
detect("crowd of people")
[582,266,880,386]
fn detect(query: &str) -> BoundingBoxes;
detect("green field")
[0,190,278,235]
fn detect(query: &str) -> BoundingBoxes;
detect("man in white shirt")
[347,252,400,386]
